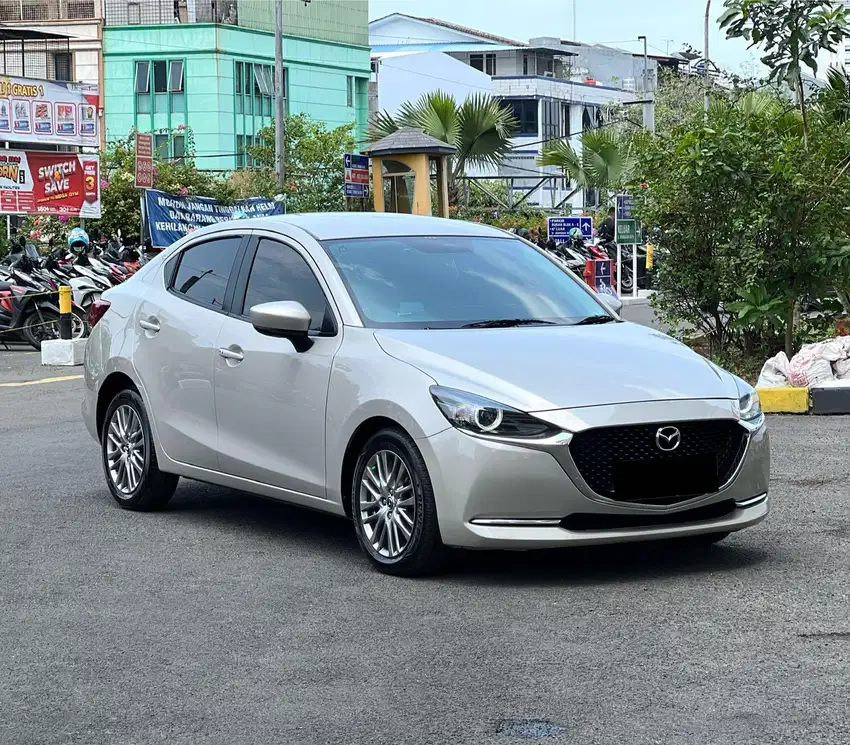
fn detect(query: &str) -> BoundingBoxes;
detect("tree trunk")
[797,73,810,150]
[785,296,795,359]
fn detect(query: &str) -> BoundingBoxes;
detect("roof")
[178,213,505,243]
[363,127,457,157]
[370,12,526,47]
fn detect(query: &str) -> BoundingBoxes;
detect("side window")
[242,239,332,333]
[171,236,243,310]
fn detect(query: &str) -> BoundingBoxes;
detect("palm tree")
[367,91,516,204]
[537,128,635,205]
[816,66,850,125]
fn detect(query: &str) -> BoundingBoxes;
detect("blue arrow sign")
[344,182,369,198]
[344,153,370,171]
[548,216,593,240]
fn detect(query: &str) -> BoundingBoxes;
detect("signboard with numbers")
[548,215,593,240]
[135,133,154,189]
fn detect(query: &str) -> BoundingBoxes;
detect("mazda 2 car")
[82,214,769,576]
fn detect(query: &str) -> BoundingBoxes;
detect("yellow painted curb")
[757,386,809,413]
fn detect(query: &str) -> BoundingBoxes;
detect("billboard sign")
[0,150,100,217]
[0,75,98,147]
[144,188,285,247]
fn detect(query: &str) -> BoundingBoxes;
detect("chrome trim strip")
[469,518,564,527]
[735,493,768,509]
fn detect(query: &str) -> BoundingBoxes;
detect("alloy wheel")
[105,405,145,495]
[359,449,416,559]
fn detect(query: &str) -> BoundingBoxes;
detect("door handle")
[139,317,160,332]
[218,347,244,362]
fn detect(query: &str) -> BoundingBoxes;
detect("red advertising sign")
[135,132,154,189]
[0,150,101,218]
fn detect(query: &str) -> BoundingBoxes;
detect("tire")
[71,309,88,339]
[351,427,450,577]
[101,389,178,511]
[22,309,59,350]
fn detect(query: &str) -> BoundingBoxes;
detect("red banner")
[0,150,101,218]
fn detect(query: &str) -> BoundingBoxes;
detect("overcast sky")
[370,0,767,76]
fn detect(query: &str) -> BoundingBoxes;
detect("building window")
[469,54,484,72]
[234,60,280,124]
[507,98,538,135]
[485,53,496,75]
[154,133,168,159]
[173,134,185,163]
[135,58,187,117]
[522,54,528,75]
[236,134,258,169]
[346,75,353,107]
[54,52,72,82]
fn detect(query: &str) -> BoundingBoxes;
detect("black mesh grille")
[569,420,747,502]
[562,500,737,531]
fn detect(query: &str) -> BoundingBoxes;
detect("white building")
[0,0,103,146]
[369,13,680,210]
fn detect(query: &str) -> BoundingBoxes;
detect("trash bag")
[757,352,790,388]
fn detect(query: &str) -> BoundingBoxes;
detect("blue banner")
[144,189,284,248]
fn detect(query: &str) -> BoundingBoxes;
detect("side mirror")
[250,300,314,352]
[597,292,623,315]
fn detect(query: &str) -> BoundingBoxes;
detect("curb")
[757,387,809,414]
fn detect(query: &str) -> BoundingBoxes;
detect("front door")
[133,233,246,470]
[213,236,342,497]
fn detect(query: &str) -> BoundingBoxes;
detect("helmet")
[231,209,249,220]
[569,227,584,239]
[67,227,89,253]
[517,228,530,238]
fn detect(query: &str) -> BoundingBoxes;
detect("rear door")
[133,232,248,470]
[213,234,342,497]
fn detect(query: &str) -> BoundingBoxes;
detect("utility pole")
[572,0,577,40]
[704,0,711,113]
[274,0,286,188]
[638,35,654,132]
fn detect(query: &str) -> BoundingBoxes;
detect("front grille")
[569,420,747,503]
[561,500,737,531]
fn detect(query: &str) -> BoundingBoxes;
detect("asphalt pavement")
[1,347,848,745]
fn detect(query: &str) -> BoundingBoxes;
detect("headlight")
[736,383,763,425]
[430,386,558,439]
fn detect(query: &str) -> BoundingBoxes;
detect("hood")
[374,322,738,412]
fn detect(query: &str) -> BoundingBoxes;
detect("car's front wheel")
[101,389,178,511]
[352,428,449,576]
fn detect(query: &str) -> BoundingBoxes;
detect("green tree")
[247,113,354,212]
[368,91,516,204]
[634,92,850,356]
[720,0,850,146]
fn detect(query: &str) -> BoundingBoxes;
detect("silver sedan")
[82,213,769,576]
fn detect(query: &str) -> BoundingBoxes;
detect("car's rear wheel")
[101,389,178,511]
[352,428,449,577]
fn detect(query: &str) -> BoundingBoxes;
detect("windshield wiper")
[572,315,617,326]
[461,318,559,329]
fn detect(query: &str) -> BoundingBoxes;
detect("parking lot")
[1,348,848,745]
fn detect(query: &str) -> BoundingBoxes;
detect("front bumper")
[418,398,770,549]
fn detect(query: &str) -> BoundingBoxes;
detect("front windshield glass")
[322,235,608,329]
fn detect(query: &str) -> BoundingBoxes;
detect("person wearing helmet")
[517,228,530,240]
[68,227,90,255]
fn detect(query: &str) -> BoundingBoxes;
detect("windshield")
[322,235,608,329]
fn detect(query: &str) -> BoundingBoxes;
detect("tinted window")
[322,236,606,329]
[172,236,242,310]
[242,239,332,333]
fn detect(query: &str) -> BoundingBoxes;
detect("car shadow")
[161,481,772,586]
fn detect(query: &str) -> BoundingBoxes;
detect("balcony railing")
[0,0,99,21]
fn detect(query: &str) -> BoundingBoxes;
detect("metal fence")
[105,0,239,26]
[0,35,72,80]
[0,0,98,21]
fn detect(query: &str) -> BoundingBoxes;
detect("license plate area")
[613,455,719,501]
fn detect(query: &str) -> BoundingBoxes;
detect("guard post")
[59,285,73,340]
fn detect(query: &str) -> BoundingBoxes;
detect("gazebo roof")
[363,127,457,157]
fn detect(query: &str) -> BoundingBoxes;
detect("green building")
[103,0,370,170]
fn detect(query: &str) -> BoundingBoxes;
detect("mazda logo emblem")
[655,426,681,452]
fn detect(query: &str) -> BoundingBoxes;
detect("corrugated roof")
[374,12,526,47]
